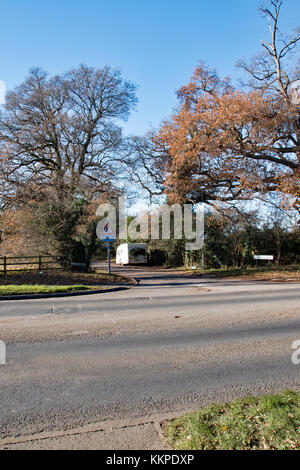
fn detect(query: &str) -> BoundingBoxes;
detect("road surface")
[0,265,300,440]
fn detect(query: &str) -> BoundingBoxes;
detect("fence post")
[3,255,7,277]
[38,255,42,271]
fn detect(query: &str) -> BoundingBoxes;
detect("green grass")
[166,391,300,450]
[0,284,96,295]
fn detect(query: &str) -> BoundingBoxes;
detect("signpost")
[100,223,116,274]
[253,255,274,269]
[253,255,274,260]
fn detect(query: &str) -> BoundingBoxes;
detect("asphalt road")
[0,265,300,438]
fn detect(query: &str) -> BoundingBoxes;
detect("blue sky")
[1,0,299,135]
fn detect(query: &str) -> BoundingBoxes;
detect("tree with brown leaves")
[130,0,299,212]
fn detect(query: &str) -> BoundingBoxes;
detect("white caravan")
[116,243,148,265]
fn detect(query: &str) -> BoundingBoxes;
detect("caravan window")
[130,247,147,257]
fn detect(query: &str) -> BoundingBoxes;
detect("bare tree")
[0,65,137,203]
[124,133,166,204]
[0,65,137,266]
[238,0,300,101]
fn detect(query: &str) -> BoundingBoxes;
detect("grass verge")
[166,390,300,450]
[181,265,300,280]
[0,270,132,286]
[0,284,97,295]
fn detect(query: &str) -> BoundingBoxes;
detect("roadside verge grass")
[166,390,300,450]
[178,265,300,281]
[0,284,97,295]
[0,270,132,286]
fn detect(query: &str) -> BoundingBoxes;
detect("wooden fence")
[0,255,60,276]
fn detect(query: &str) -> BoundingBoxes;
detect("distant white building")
[116,243,148,265]
[0,80,6,105]
[291,80,300,105]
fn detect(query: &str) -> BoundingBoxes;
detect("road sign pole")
[107,241,111,275]
[98,223,115,272]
